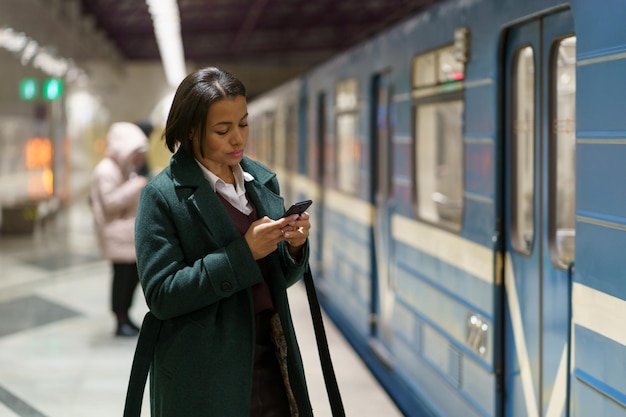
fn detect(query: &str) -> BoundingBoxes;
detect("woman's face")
[192,95,249,176]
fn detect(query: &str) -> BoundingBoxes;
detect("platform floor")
[0,199,404,417]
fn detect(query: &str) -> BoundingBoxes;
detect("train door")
[503,10,576,417]
[369,71,395,360]
[314,92,327,270]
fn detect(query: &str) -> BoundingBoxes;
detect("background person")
[91,122,149,337]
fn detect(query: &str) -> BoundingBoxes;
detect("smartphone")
[282,200,313,218]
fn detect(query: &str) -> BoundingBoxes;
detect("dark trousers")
[111,262,139,314]
[250,311,291,417]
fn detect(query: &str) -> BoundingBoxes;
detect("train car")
[248,0,626,416]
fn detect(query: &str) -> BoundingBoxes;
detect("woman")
[133,67,313,416]
[91,122,149,337]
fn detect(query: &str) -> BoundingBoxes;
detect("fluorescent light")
[146,0,186,87]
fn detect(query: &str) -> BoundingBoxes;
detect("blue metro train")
[247,0,626,416]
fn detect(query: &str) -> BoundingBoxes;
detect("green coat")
[133,148,313,417]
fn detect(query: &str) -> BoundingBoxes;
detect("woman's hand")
[244,213,310,260]
[281,212,310,247]
[244,215,299,260]
[281,212,310,260]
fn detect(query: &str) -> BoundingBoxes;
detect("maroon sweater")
[216,193,274,313]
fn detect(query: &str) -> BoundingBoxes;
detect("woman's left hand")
[282,212,310,256]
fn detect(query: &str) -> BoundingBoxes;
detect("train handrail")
[566,260,575,417]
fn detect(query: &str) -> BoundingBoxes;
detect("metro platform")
[0,197,404,417]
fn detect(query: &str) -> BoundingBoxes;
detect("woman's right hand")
[244,216,295,259]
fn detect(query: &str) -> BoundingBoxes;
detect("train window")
[511,46,536,255]
[286,104,298,172]
[412,45,466,231]
[437,46,465,83]
[550,36,576,267]
[308,92,326,182]
[414,99,464,230]
[412,45,465,89]
[413,52,437,87]
[335,79,360,194]
[259,111,275,165]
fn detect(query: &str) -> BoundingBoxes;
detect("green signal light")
[19,78,38,101]
[43,78,63,101]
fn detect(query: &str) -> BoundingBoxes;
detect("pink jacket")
[91,122,149,262]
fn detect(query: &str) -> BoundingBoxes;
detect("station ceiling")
[79,0,439,97]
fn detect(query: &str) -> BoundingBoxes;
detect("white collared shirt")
[195,161,254,215]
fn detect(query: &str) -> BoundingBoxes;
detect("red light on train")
[450,71,465,81]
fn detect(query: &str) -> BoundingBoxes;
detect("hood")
[105,122,149,165]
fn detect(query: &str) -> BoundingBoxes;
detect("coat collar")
[170,147,276,189]
[169,148,284,243]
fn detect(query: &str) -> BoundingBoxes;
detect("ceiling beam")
[231,0,271,53]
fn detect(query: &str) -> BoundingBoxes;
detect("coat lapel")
[169,149,286,245]
[241,158,285,220]
[170,149,237,246]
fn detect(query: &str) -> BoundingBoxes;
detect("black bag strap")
[303,265,346,417]
[123,312,162,417]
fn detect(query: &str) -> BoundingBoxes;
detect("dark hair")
[163,66,247,153]
[135,120,154,138]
